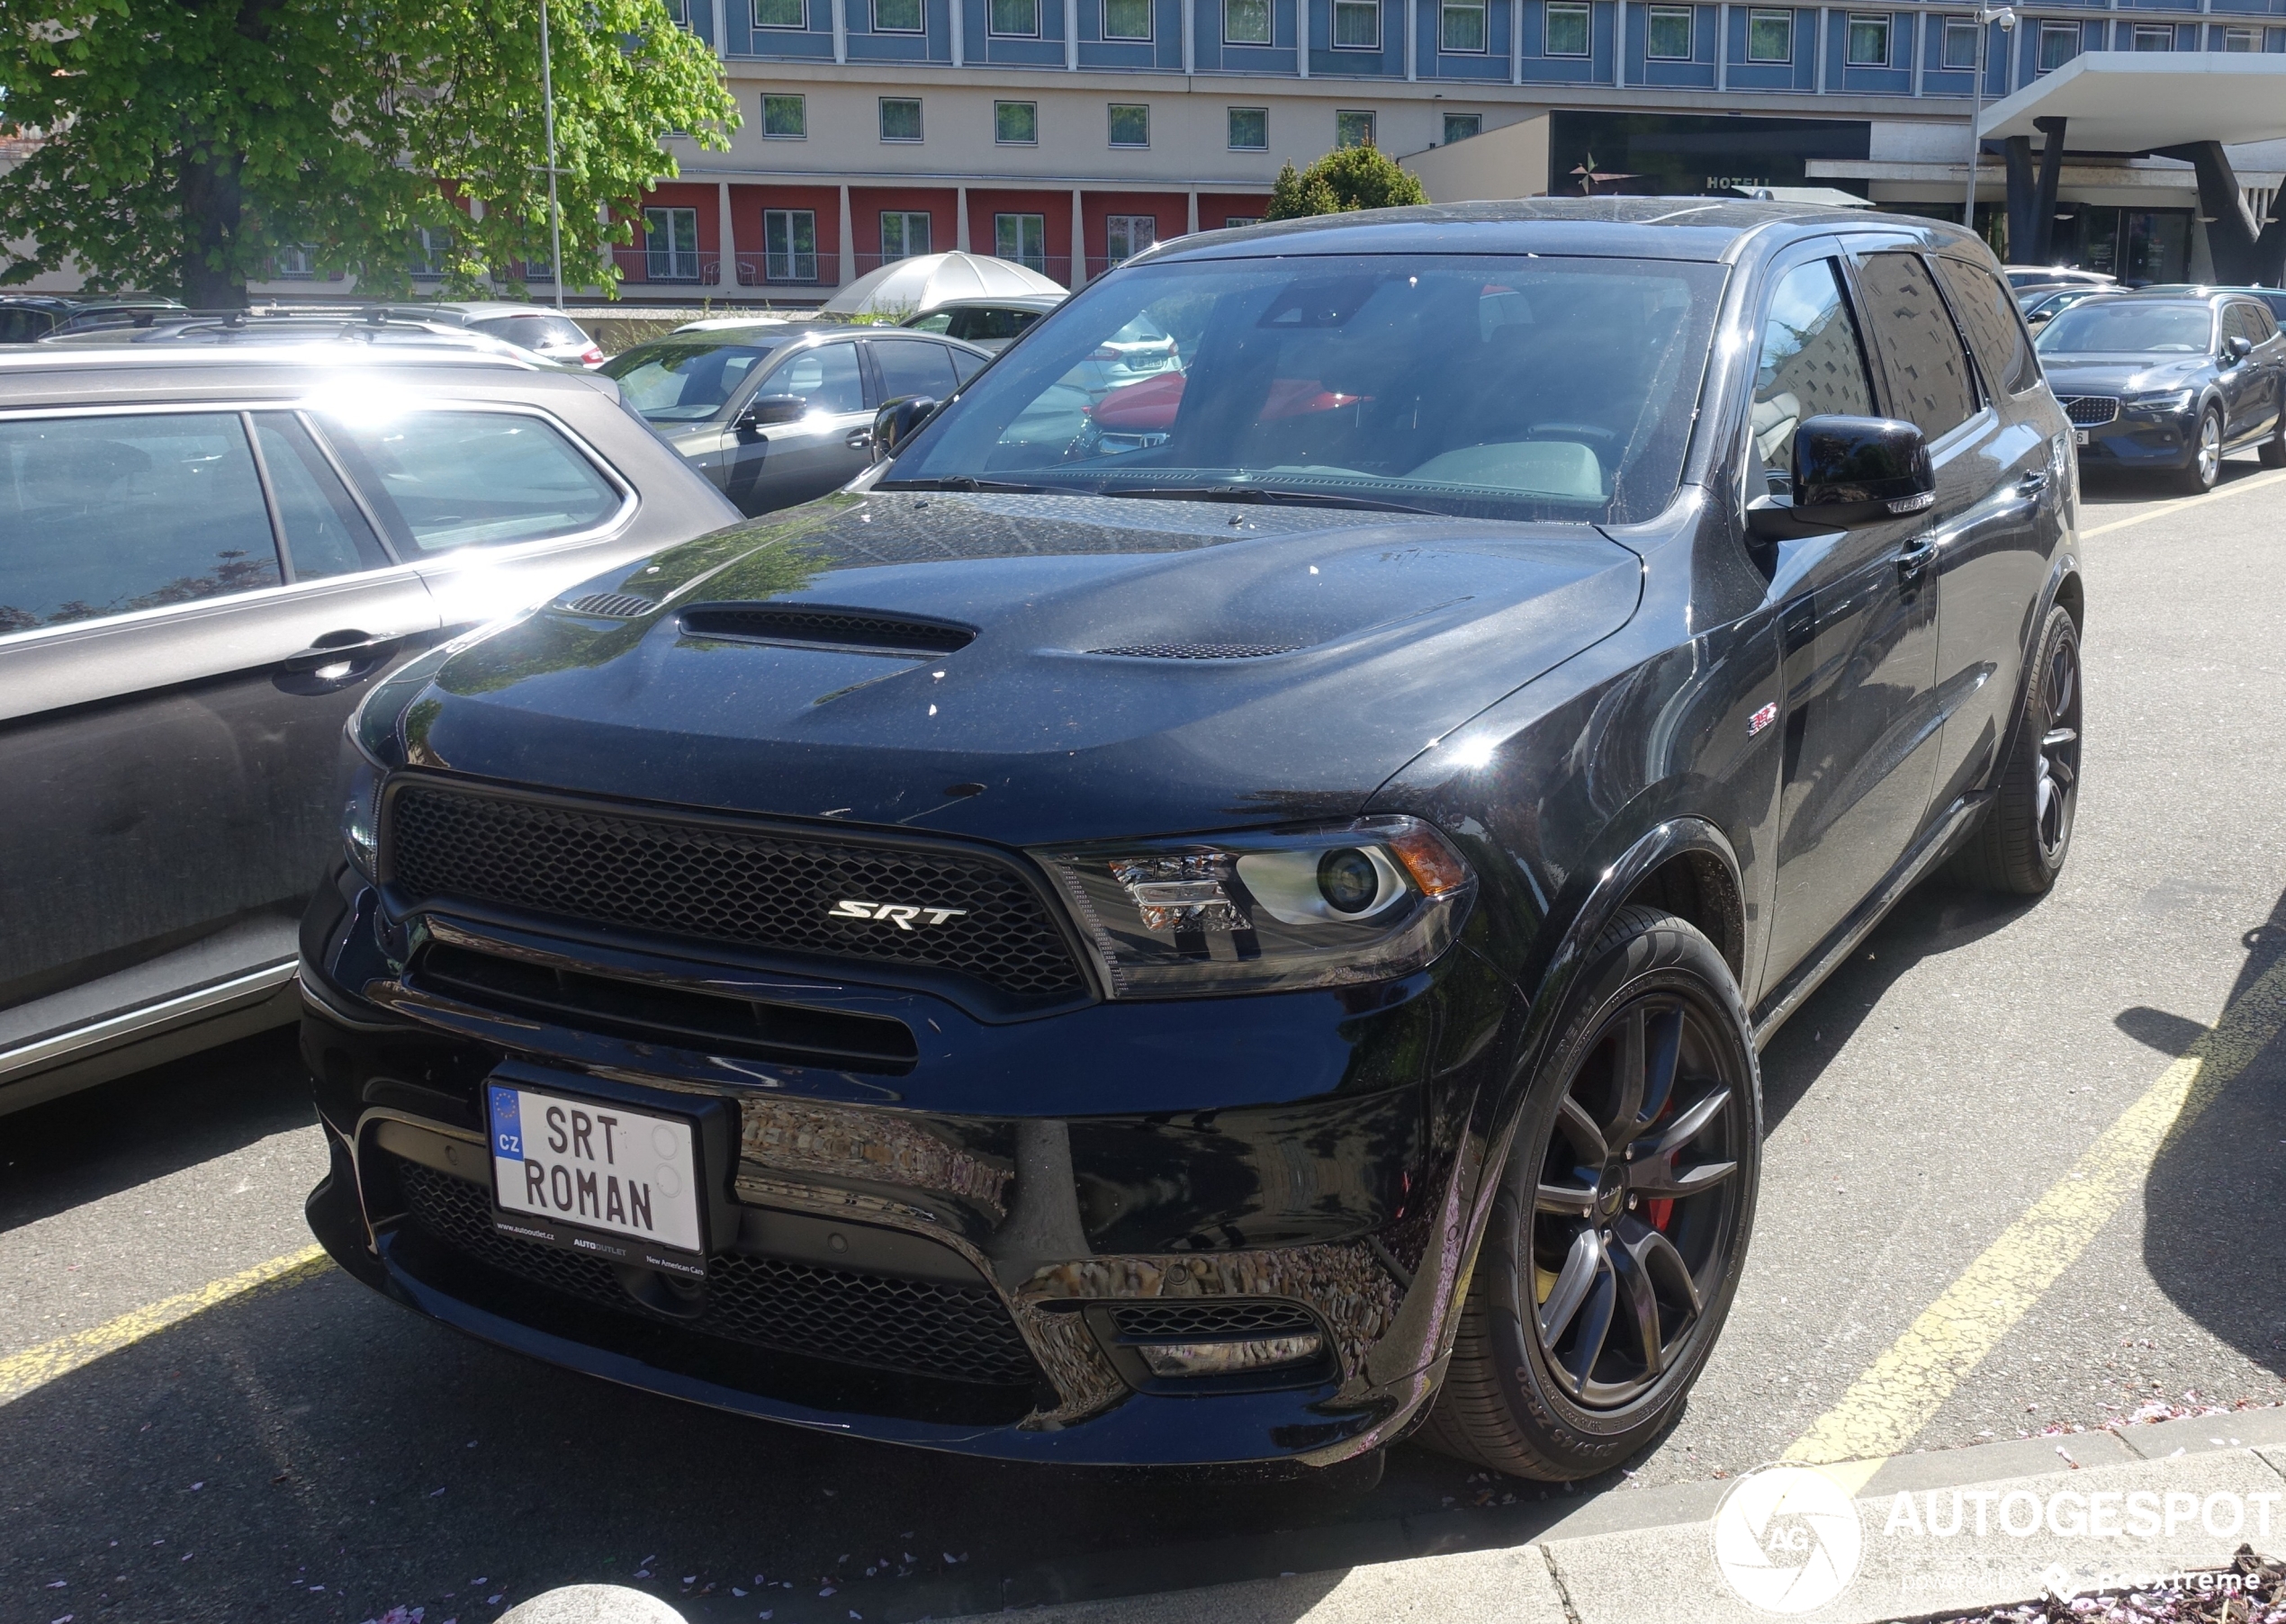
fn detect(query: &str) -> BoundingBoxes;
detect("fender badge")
[1748,702,1778,739]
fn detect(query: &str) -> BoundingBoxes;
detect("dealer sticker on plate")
[488,1084,706,1272]
[2074,428,2089,446]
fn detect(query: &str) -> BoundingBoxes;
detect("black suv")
[302,201,2082,1481]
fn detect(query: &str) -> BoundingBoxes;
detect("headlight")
[2125,389,2195,413]
[1034,816,1474,997]
[341,758,382,882]
[347,642,454,767]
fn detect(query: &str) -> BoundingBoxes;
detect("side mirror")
[869,394,939,463]
[1748,415,1934,541]
[2226,335,2254,363]
[739,394,806,429]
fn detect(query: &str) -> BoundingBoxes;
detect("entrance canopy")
[1979,53,2286,149]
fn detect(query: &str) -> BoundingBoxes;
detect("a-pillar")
[716,181,740,293]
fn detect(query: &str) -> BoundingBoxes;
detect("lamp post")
[540,0,566,311]
[1964,5,2017,243]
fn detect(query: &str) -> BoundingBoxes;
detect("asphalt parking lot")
[5,457,2285,1624]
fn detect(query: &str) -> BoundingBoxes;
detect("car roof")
[0,349,622,415]
[1143,195,1987,267]
[919,295,1066,311]
[413,301,580,321]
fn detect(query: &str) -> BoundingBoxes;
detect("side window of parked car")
[251,413,393,581]
[1748,258,1878,495]
[314,410,623,556]
[2246,303,2281,344]
[873,338,959,401]
[0,309,51,343]
[1855,252,1979,441]
[1935,257,2040,396]
[771,343,866,414]
[0,413,281,635]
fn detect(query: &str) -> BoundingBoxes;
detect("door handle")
[2016,468,2048,495]
[1897,534,1937,584]
[283,632,401,675]
[845,427,874,449]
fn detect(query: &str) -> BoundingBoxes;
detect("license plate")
[2074,428,2089,446]
[488,1083,706,1274]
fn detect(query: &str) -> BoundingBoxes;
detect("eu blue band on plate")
[489,1085,524,1160]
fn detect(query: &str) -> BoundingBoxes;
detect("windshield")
[2037,303,2214,355]
[882,253,1727,524]
[602,336,786,421]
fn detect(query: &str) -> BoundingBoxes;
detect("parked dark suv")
[302,201,2082,1481]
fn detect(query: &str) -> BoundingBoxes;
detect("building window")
[1228,105,1269,148]
[1443,112,1482,143]
[1646,4,1692,58]
[764,209,818,281]
[874,0,923,29]
[1108,103,1150,147]
[1941,15,1977,67]
[662,0,689,23]
[761,93,807,137]
[1106,214,1156,264]
[996,212,1048,272]
[994,100,1039,143]
[1333,0,1380,46]
[642,208,700,281]
[2131,22,2171,49]
[1336,109,1377,147]
[1223,0,1270,41]
[1442,0,1487,50]
[1103,0,1153,38]
[753,0,806,27]
[1747,9,1791,60]
[881,211,932,261]
[1544,1,1589,56]
[991,0,1040,32]
[2223,24,2255,49]
[878,97,923,140]
[273,244,317,280]
[1843,12,1888,65]
[2035,19,2075,71]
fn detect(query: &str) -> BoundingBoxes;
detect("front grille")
[392,1156,1040,1386]
[1089,642,1303,660]
[2060,395,2120,427]
[1110,1298,1320,1340]
[384,783,1087,1004]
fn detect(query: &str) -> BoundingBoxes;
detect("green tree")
[1263,144,1429,221]
[0,0,737,305]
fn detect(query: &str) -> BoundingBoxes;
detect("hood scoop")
[565,591,659,619]
[1089,642,1305,659]
[680,602,978,657]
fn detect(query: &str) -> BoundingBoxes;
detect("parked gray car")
[601,322,990,516]
[0,344,738,1114]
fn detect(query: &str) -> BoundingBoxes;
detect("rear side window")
[315,410,623,556]
[770,343,865,413]
[252,413,392,580]
[0,309,52,343]
[949,307,1040,342]
[0,412,280,634]
[872,338,959,400]
[950,346,985,383]
[1856,252,1979,439]
[1935,257,2040,396]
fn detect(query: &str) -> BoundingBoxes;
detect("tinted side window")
[873,337,958,400]
[949,345,985,383]
[1935,257,2039,396]
[0,310,51,344]
[1857,252,1979,439]
[771,343,865,413]
[316,410,623,556]
[2253,304,2281,343]
[253,413,392,580]
[1749,259,1878,493]
[907,311,956,334]
[0,413,280,634]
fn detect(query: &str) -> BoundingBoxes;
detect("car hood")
[2038,354,2210,395]
[403,491,1642,846]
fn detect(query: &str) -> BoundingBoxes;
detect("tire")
[2260,394,2286,470]
[1421,906,1761,1481]
[2167,407,2222,494]
[1944,603,2082,896]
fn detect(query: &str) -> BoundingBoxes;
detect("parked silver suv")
[0,345,738,1114]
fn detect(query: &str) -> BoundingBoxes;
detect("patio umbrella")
[821,251,1066,318]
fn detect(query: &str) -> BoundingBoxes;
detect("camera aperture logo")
[1713,1466,1867,1613]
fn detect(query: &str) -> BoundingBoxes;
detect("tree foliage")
[1263,144,1429,221]
[0,0,737,304]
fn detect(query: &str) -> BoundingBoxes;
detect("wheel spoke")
[1535,1180,1597,1217]
[1606,1007,1646,1147]
[1639,1007,1684,1128]
[1538,1227,1605,1348]
[2042,727,2076,749]
[1556,1095,1609,1167]
[1620,1218,1705,1321]
[1630,1156,1738,1198]
[1642,1084,1729,1159]
[1557,1261,1618,1392]
[1611,1235,1666,1377]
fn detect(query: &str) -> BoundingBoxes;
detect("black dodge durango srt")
[301,200,2083,1481]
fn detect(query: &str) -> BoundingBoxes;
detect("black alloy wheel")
[1946,602,2083,895]
[1424,906,1761,1480]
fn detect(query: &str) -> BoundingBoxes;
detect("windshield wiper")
[1098,484,1438,516]
[877,476,1050,494]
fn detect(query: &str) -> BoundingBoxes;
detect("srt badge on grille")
[830,900,969,929]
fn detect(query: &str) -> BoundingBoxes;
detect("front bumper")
[2072,409,2199,470]
[300,866,1522,1467]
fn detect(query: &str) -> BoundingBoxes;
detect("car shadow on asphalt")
[2076,455,2271,508]
[2134,885,2286,1385]
[0,1027,316,1236]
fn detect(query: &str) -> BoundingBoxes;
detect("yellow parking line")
[0,1243,332,1407]
[2078,466,2286,540]
[1785,955,2286,1466]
